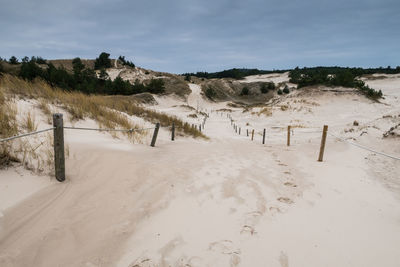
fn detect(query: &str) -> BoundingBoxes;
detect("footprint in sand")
[279,251,289,267]
[277,197,294,204]
[209,240,240,255]
[284,182,297,187]
[240,225,256,235]
[209,240,241,266]
[129,258,153,267]
[269,206,282,215]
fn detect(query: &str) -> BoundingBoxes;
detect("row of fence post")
[231,119,329,162]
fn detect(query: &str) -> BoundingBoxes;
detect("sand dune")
[0,75,399,266]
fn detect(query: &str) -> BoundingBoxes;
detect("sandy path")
[1,84,400,266]
[187,83,205,111]
[0,114,280,266]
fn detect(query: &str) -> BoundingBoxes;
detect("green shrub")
[268,82,275,89]
[277,89,283,95]
[260,84,268,94]
[240,87,249,96]
[94,52,112,70]
[146,79,165,94]
[283,85,290,94]
[205,87,216,99]
[9,56,19,65]
[118,55,135,68]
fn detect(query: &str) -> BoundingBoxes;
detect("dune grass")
[0,74,206,139]
[24,111,38,132]
[0,86,20,167]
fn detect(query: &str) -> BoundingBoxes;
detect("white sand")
[241,72,290,84]
[0,75,399,266]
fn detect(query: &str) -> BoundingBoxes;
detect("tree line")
[183,68,288,80]
[0,53,165,95]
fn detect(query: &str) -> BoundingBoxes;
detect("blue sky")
[0,0,399,73]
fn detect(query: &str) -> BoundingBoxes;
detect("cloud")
[0,0,399,72]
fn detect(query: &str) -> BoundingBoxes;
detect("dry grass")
[216,108,233,112]
[0,74,206,140]
[280,105,289,111]
[257,107,272,117]
[38,99,52,124]
[293,99,320,106]
[0,85,56,171]
[0,87,20,167]
[24,111,38,132]
[188,114,198,118]
[179,104,196,111]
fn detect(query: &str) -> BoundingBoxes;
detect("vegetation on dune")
[283,85,290,94]
[288,67,392,99]
[0,86,19,167]
[182,68,288,80]
[0,74,206,139]
[94,52,112,70]
[260,82,275,94]
[240,87,249,96]
[118,55,135,68]
[205,87,216,100]
[1,53,165,96]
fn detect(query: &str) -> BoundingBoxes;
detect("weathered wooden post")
[171,123,175,141]
[53,113,65,182]
[150,122,160,147]
[251,129,254,141]
[318,125,328,162]
[247,129,249,136]
[199,124,201,132]
[239,127,241,135]
[287,125,291,146]
[262,128,266,144]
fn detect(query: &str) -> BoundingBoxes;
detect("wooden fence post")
[247,129,248,136]
[199,124,201,132]
[171,123,175,141]
[53,113,65,182]
[251,129,254,141]
[287,125,291,146]
[150,122,160,147]
[262,128,266,144]
[239,127,241,135]
[318,125,328,162]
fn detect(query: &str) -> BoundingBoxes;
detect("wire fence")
[0,113,180,182]
[229,115,400,161]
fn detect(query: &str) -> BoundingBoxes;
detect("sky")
[0,0,399,73]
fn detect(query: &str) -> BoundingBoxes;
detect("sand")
[0,74,399,266]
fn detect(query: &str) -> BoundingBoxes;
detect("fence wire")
[0,127,55,143]
[328,132,400,160]
[229,117,400,160]
[0,125,160,143]
[63,126,156,132]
